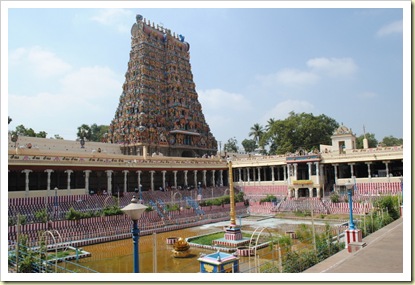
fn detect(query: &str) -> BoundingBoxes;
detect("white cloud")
[8,66,122,140]
[260,99,315,123]
[9,46,72,78]
[257,69,319,87]
[198,88,251,111]
[376,20,403,37]
[90,9,134,33]
[307,57,358,77]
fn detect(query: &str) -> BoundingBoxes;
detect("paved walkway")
[304,217,407,277]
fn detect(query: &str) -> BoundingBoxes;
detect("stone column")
[105,170,113,195]
[64,170,73,195]
[193,170,198,188]
[317,187,321,198]
[247,168,250,182]
[150,171,155,191]
[309,187,313,198]
[238,168,242,182]
[211,170,215,187]
[21,169,32,198]
[257,167,261,182]
[293,163,298,180]
[83,170,92,195]
[173,171,178,189]
[366,162,372,178]
[315,162,320,185]
[184,170,188,187]
[203,170,207,186]
[349,163,355,178]
[252,167,256,182]
[283,165,287,182]
[333,164,338,185]
[122,170,129,193]
[219,170,223,186]
[271,166,275,182]
[295,188,299,199]
[383,161,390,177]
[44,169,54,200]
[136,170,142,191]
[161,170,166,190]
[307,162,312,180]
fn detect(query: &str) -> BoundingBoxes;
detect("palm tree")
[266,118,276,131]
[249,123,264,146]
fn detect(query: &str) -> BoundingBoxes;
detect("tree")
[261,111,339,155]
[249,123,264,145]
[13,124,47,138]
[356,133,378,149]
[52,134,64,140]
[8,116,12,124]
[380,135,403,147]
[224,137,238,153]
[241,139,257,153]
[77,124,109,142]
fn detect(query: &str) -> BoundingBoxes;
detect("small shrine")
[198,251,239,273]
[171,237,191,258]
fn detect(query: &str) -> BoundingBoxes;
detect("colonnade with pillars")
[17,168,226,197]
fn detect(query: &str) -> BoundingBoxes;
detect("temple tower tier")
[108,14,217,157]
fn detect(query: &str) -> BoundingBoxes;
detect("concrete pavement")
[304,217,407,276]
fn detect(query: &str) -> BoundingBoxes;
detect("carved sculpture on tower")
[108,14,217,157]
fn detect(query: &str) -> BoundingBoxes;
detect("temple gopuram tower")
[108,14,217,157]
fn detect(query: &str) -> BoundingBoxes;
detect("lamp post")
[345,181,355,230]
[121,196,147,273]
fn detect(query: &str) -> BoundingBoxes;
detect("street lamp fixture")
[345,180,355,230]
[121,196,147,273]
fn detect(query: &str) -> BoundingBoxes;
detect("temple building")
[108,14,217,157]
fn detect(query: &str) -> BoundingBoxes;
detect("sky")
[2,1,410,151]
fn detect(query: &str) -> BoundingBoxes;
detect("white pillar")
[83,170,92,195]
[193,170,198,188]
[293,163,298,180]
[21,169,32,198]
[295,188,299,199]
[271,166,275,182]
[150,171,155,191]
[349,163,355,178]
[257,167,261,182]
[307,162,312,179]
[64,170,73,195]
[162,170,167,190]
[283,165,287,182]
[173,171,178,189]
[44,169,54,200]
[136,170,142,190]
[184,170,188,187]
[252,167,256,182]
[203,170,207,187]
[122,170,129,193]
[315,162,320,185]
[238,168,242,182]
[366,162,372,178]
[219,170,223,186]
[309,187,313,198]
[105,170,113,195]
[333,164,338,184]
[383,161,390,177]
[211,170,215,186]
[247,168,250,182]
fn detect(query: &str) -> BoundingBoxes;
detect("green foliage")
[224,137,239,153]
[249,123,264,145]
[380,135,403,146]
[295,223,313,242]
[373,195,400,220]
[330,192,340,203]
[166,204,180,211]
[241,138,257,153]
[293,210,311,217]
[102,205,123,216]
[260,111,339,155]
[260,195,277,203]
[65,207,83,220]
[35,208,49,223]
[356,133,378,149]
[12,124,47,138]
